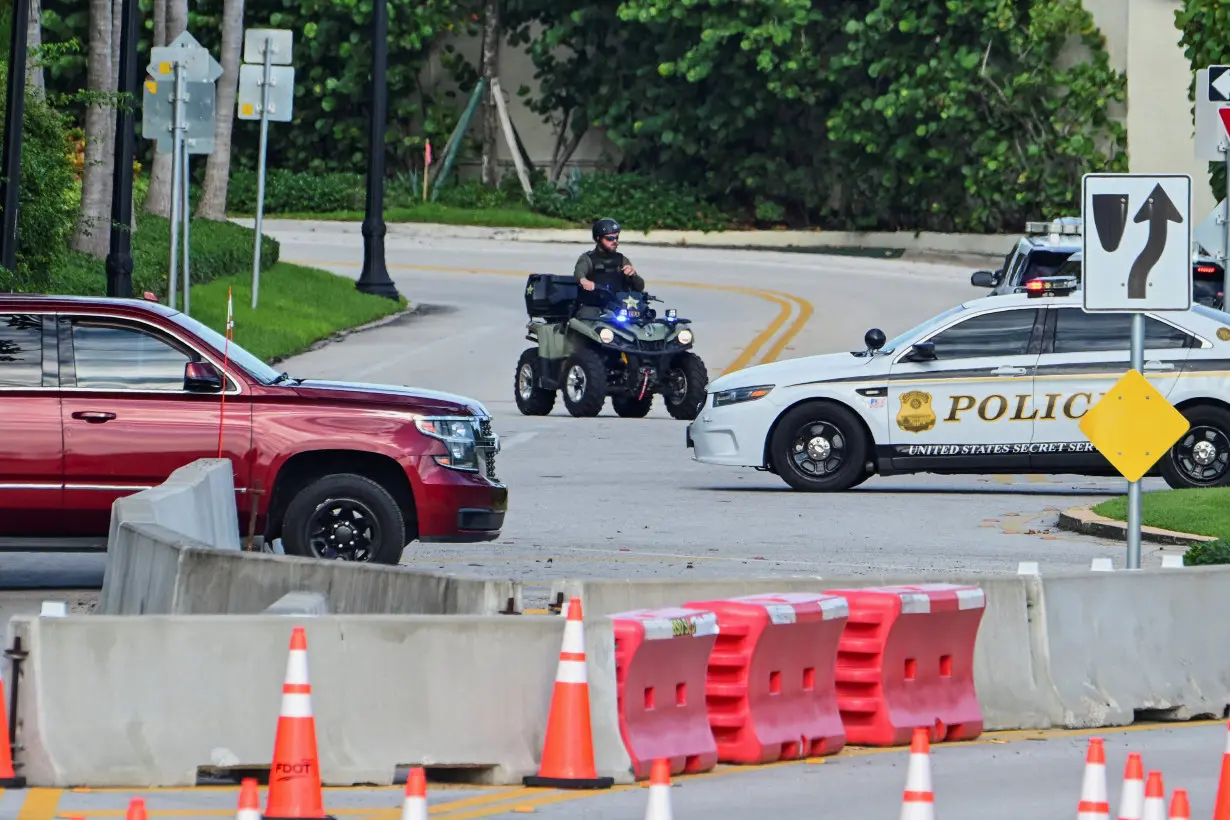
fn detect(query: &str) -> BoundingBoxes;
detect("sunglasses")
[602,234,619,241]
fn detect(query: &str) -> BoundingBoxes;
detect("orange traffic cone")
[127,797,147,820]
[0,676,24,787]
[1169,789,1190,820]
[643,759,673,820]
[1142,771,1166,820]
[1118,753,1145,820]
[1078,738,1110,820]
[1215,722,1230,820]
[263,627,334,820]
[523,597,613,790]
[899,727,934,820]
[237,779,261,820]
[400,768,427,820]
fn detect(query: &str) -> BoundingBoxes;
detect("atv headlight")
[416,416,479,471]
[677,328,693,345]
[712,385,774,407]
[599,327,615,344]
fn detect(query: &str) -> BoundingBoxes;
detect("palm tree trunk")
[479,0,500,187]
[70,0,114,258]
[195,0,243,220]
[143,0,184,218]
[25,0,43,92]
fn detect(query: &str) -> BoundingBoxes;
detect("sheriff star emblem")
[623,296,638,309]
[526,283,534,295]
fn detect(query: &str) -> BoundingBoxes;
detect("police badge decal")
[896,390,937,433]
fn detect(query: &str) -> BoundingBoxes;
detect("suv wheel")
[514,348,556,415]
[664,351,708,421]
[1161,404,1230,489]
[768,401,869,492]
[561,348,607,417]
[281,473,407,564]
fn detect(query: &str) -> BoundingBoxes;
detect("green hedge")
[529,172,733,232]
[1183,539,1230,566]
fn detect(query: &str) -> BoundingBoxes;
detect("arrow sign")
[1212,66,1230,101]
[1127,184,1184,299]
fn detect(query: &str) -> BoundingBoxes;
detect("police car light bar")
[1025,219,1081,237]
[1025,275,1079,297]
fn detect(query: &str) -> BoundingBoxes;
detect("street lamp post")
[0,0,31,275]
[355,0,399,300]
[104,0,138,298]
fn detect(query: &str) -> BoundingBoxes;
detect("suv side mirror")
[864,328,886,351]
[184,361,223,393]
[904,341,937,362]
[971,270,997,288]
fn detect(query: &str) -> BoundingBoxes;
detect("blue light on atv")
[666,309,677,320]
[617,310,628,322]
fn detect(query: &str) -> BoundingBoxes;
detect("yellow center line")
[760,288,815,365]
[17,788,62,820]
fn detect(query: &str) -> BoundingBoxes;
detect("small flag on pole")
[225,287,234,337]
[423,139,432,201]
[425,139,432,167]
[218,286,233,459]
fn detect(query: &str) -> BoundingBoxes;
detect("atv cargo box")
[525,273,578,319]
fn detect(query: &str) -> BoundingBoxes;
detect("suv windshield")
[167,310,284,384]
[882,304,968,353]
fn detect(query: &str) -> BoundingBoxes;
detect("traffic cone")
[1142,771,1166,820]
[400,768,427,820]
[643,759,672,820]
[1214,722,1230,820]
[1169,788,1190,820]
[1078,738,1110,820]
[899,727,935,820]
[0,676,24,787]
[126,797,147,820]
[263,627,334,820]
[237,779,261,820]
[1118,753,1145,820]
[523,597,614,789]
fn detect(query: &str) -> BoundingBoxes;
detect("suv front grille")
[476,416,500,484]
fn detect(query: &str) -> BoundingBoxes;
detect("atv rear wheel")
[514,348,556,415]
[613,393,653,418]
[664,351,708,421]
[561,347,607,417]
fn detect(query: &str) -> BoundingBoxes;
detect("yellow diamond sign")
[1078,368,1190,482]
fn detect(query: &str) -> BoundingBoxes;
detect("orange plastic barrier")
[685,592,849,764]
[610,607,721,780]
[823,583,986,746]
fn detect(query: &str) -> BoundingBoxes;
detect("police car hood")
[708,352,877,394]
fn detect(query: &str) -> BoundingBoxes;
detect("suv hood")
[707,351,879,394]
[290,379,490,417]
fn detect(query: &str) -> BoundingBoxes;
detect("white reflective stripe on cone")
[284,650,310,685]
[400,797,427,820]
[561,620,585,654]
[903,752,932,792]
[237,811,261,820]
[643,785,673,820]
[280,692,314,718]
[555,659,588,684]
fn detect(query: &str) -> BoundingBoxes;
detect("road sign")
[243,28,293,65]
[141,77,216,154]
[148,34,224,83]
[237,64,295,122]
[1195,68,1230,161]
[1194,198,1227,259]
[1079,369,1189,483]
[1081,173,1192,312]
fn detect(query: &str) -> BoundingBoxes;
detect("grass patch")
[230,202,579,230]
[182,263,406,363]
[1091,487,1230,540]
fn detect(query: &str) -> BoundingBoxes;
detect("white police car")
[686,277,1230,491]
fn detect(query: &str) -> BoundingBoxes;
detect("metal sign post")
[1078,173,1194,569]
[238,28,295,310]
[142,30,223,313]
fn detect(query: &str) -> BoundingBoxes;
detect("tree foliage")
[1176,0,1230,198]
[505,0,1128,232]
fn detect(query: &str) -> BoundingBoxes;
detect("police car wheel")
[1160,404,1230,489]
[768,401,868,492]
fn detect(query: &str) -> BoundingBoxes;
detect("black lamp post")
[104,0,138,298]
[355,0,399,300]
[0,0,30,275]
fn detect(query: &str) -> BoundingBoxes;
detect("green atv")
[514,273,708,419]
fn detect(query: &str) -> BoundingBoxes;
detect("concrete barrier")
[7,613,632,787]
[98,459,520,617]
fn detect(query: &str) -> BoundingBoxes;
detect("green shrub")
[47,212,279,298]
[0,64,77,292]
[1183,539,1230,566]
[529,172,734,232]
[227,169,365,214]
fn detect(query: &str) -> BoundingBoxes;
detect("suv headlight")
[416,416,480,471]
[712,385,774,407]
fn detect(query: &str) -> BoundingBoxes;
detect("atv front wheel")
[561,348,607,417]
[613,393,653,418]
[664,351,708,421]
[514,348,556,415]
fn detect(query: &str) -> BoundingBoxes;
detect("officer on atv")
[574,217,644,294]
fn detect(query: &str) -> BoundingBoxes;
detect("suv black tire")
[769,401,869,492]
[514,348,556,415]
[664,351,708,421]
[561,347,607,417]
[281,473,407,564]
[1160,403,1230,489]
[613,394,653,417]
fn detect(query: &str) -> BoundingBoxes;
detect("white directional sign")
[1195,68,1230,162]
[1195,197,1228,260]
[1081,173,1192,312]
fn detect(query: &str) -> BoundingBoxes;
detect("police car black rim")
[306,498,378,561]
[787,421,847,477]
[1171,425,1230,485]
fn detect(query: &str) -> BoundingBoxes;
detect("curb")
[269,303,417,365]
[1056,504,1217,547]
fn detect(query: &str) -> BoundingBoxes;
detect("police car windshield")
[881,304,968,353]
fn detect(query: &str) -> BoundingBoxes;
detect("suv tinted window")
[926,309,1039,358]
[0,313,44,388]
[1052,308,1194,353]
[70,320,193,390]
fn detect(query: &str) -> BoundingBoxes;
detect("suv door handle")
[71,411,116,423]
[1143,361,1174,372]
[990,366,1028,376]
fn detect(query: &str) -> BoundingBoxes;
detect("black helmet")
[592,217,621,241]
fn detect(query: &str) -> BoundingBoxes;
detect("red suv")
[0,293,507,564]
